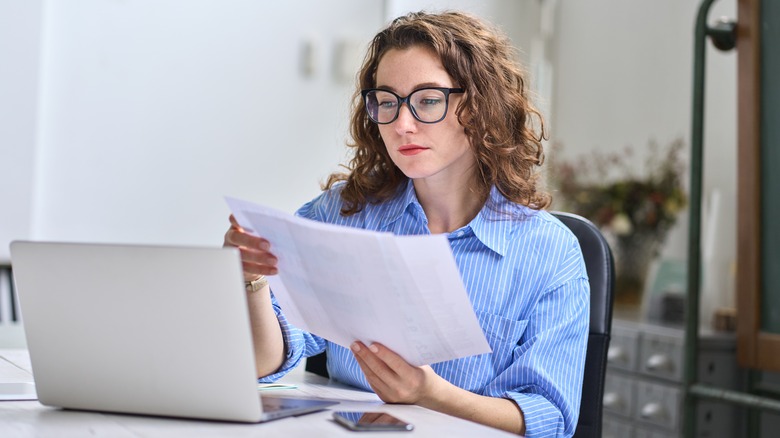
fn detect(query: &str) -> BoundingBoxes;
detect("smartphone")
[333,411,414,432]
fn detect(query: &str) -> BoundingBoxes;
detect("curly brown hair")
[325,10,551,215]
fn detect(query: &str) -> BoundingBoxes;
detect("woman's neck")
[413,176,486,234]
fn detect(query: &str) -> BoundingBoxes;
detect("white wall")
[0,0,43,262]
[28,0,383,249]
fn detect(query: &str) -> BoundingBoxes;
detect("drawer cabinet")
[639,331,684,382]
[603,319,742,437]
[634,380,681,430]
[608,324,640,372]
[603,372,633,418]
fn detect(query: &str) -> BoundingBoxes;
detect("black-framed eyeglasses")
[361,87,465,124]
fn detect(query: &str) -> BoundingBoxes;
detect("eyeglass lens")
[364,88,451,124]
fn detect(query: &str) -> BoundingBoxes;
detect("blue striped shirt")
[260,180,589,437]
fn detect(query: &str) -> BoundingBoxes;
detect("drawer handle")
[640,402,666,421]
[603,392,623,408]
[645,353,673,372]
[607,346,625,362]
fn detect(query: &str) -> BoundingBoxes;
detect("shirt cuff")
[507,392,568,438]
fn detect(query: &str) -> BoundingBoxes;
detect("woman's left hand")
[350,341,440,404]
[351,341,525,434]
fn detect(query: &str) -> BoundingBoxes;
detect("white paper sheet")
[225,196,491,366]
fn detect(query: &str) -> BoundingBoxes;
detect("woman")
[224,11,589,437]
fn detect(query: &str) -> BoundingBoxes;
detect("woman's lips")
[398,145,428,156]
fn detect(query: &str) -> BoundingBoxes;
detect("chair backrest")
[552,212,615,438]
[306,212,615,437]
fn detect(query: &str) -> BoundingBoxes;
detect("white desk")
[0,349,515,437]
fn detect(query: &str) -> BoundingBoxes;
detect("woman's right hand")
[223,215,279,281]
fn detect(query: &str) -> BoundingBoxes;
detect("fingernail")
[369,344,379,353]
[351,342,360,352]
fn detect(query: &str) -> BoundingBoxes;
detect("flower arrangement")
[548,138,688,240]
[547,138,688,305]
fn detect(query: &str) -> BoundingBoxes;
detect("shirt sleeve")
[502,275,589,438]
[257,292,327,383]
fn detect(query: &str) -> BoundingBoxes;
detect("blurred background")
[1,0,736,324]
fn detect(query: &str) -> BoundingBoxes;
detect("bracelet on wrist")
[245,275,269,292]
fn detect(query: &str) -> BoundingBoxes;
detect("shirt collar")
[380,181,527,257]
[468,186,518,257]
[379,179,425,228]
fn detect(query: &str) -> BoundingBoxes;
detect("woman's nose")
[393,103,418,133]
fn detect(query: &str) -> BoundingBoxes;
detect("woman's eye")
[419,98,442,106]
[378,100,397,109]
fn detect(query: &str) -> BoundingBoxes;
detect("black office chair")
[305,212,614,438]
[553,212,615,438]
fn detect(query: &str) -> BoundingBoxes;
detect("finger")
[228,214,242,230]
[351,345,393,395]
[236,241,279,276]
[241,260,279,281]
[227,216,251,242]
[352,342,397,376]
[223,219,279,276]
[224,220,244,247]
[351,342,397,383]
[235,244,276,264]
[225,227,272,253]
[366,343,415,374]
[356,343,435,404]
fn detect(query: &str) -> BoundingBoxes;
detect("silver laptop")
[9,241,337,422]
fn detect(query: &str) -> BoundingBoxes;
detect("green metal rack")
[683,0,780,436]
